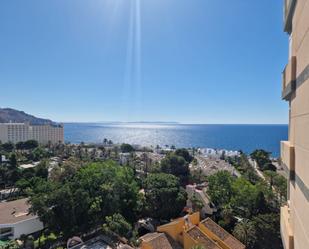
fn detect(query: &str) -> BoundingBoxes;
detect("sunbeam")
[122,0,142,121]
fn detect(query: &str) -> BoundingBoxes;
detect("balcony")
[282,56,296,101]
[281,205,294,249]
[281,141,295,180]
[284,0,297,34]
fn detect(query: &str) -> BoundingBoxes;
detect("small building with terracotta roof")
[152,212,245,249]
[139,232,173,249]
[0,198,44,240]
[199,218,246,249]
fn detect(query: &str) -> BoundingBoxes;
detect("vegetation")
[120,143,135,153]
[28,161,140,238]
[143,173,187,220]
[0,241,20,249]
[103,213,132,239]
[160,149,191,184]
[207,170,283,249]
[250,149,275,171]
[233,219,257,249]
[0,140,285,249]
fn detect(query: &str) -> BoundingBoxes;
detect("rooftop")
[0,198,37,224]
[140,232,173,249]
[201,218,245,249]
[187,226,221,249]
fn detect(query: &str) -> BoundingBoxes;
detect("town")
[0,0,308,248]
[0,121,287,249]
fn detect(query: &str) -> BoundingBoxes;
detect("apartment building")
[280,0,309,249]
[0,123,64,145]
[139,212,245,249]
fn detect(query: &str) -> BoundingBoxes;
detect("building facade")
[0,123,64,145]
[280,0,309,249]
[151,212,245,249]
[0,198,44,240]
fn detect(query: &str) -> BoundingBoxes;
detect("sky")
[0,0,289,124]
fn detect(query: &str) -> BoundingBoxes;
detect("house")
[186,185,217,217]
[198,218,246,249]
[153,212,245,249]
[0,198,44,240]
[139,233,174,249]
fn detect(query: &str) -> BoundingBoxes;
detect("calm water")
[64,123,288,157]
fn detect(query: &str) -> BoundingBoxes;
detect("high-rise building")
[280,0,309,248]
[0,123,64,145]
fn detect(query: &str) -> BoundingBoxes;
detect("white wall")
[0,217,44,239]
[0,125,8,143]
[13,218,44,239]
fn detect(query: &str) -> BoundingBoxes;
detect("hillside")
[0,108,54,125]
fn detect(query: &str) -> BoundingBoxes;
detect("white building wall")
[12,218,44,239]
[0,125,8,143]
[0,123,64,145]
[0,217,44,239]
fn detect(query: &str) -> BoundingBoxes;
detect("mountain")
[0,108,54,125]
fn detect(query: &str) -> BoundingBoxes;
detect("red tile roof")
[187,226,221,249]
[140,232,173,249]
[201,218,246,249]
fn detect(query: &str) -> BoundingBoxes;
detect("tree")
[29,161,140,238]
[190,194,204,212]
[264,170,277,187]
[207,171,234,207]
[252,213,283,249]
[9,153,18,169]
[273,174,287,203]
[50,158,82,182]
[103,213,132,239]
[263,163,277,172]
[254,191,268,215]
[174,148,193,163]
[16,141,25,150]
[233,219,257,249]
[120,144,135,153]
[2,142,14,153]
[0,240,20,249]
[255,180,275,203]
[219,204,234,228]
[250,150,272,171]
[35,160,49,179]
[29,147,47,161]
[24,140,39,150]
[143,173,187,220]
[231,178,259,218]
[160,154,189,184]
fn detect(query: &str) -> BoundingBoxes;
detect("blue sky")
[0,0,288,124]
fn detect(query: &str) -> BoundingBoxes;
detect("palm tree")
[233,219,257,249]
[221,204,233,226]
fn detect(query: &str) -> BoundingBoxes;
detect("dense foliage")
[143,173,187,220]
[0,140,285,249]
[28,161,141,238]
[160,149,191,184]
[207,170,283,249]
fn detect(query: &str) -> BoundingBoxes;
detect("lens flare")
[122,0,142,121]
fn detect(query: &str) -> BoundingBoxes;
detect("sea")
[64,123,288,158]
